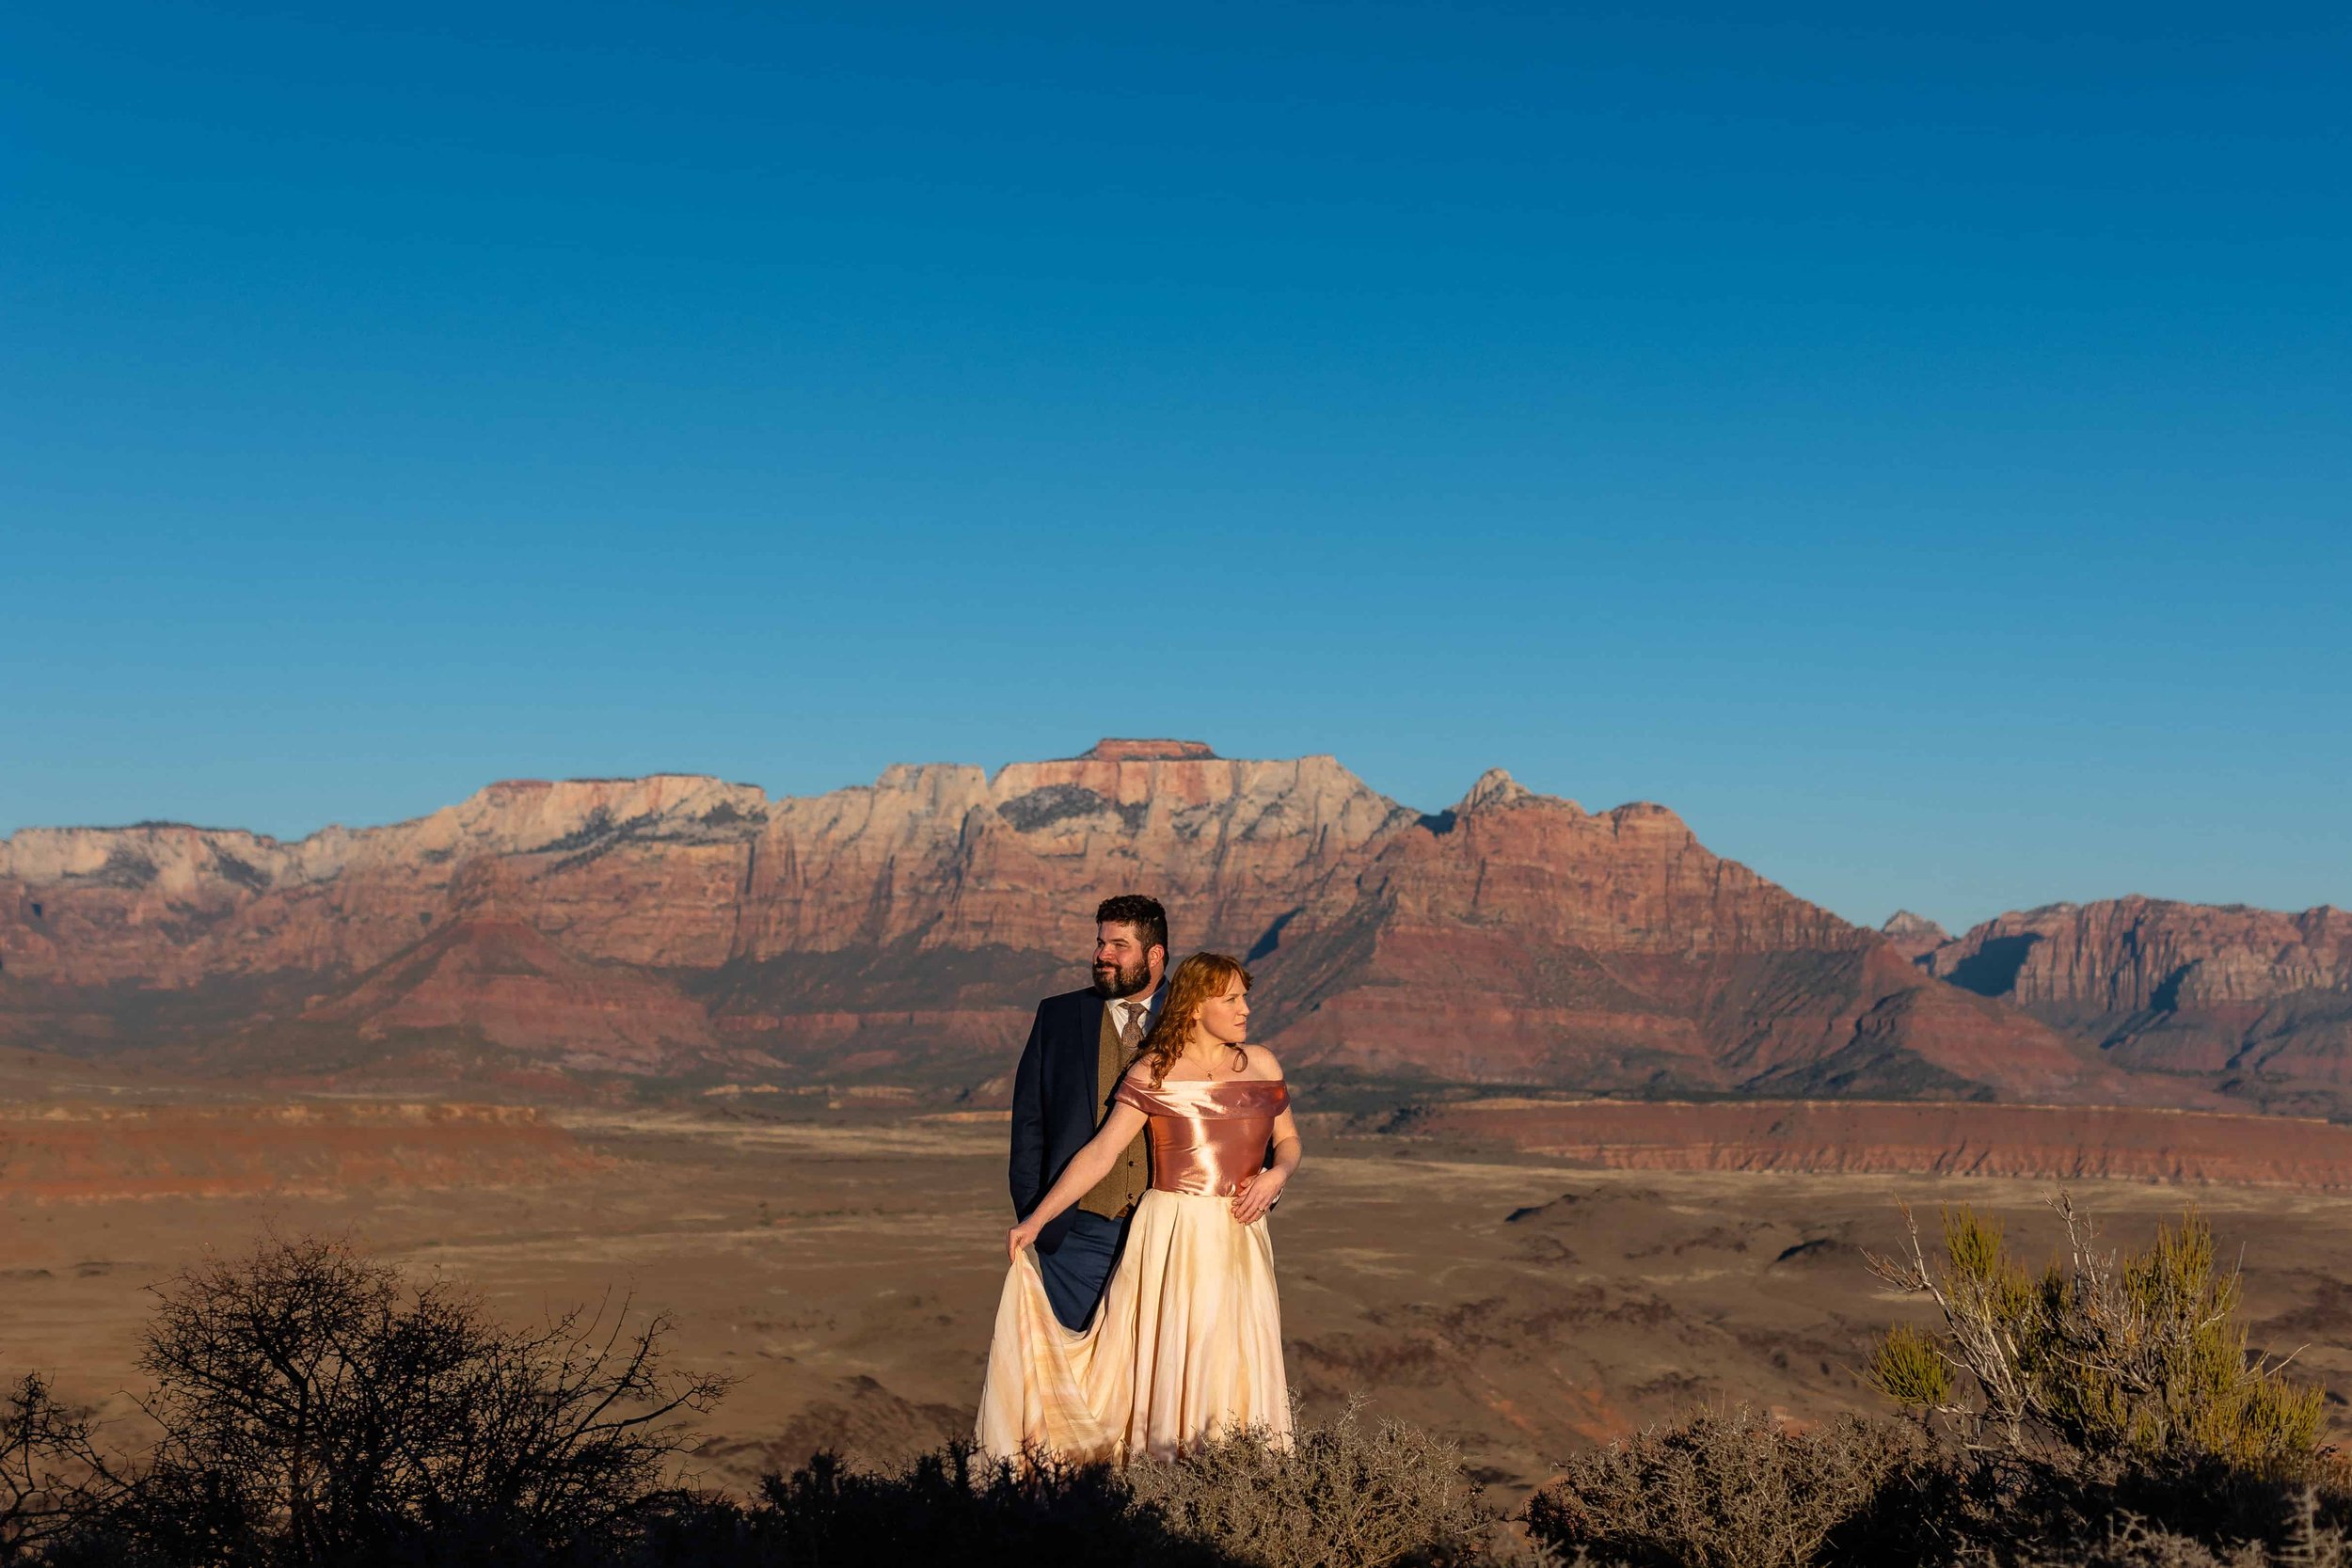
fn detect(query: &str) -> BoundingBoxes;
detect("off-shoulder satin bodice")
[1112,1077,1290,1197]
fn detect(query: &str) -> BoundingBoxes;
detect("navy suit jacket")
[1008,983,1165,1251]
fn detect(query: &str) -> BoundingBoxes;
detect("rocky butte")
[0,741,2336,1111]
[1906,897,2352,1117]
[1878,911,1951,963]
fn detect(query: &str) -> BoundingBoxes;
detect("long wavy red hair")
[1132,952,1251,1087]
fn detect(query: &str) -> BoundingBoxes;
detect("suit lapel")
[1079,990,1107,1104]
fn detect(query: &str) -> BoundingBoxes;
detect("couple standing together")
[975,895,1304,1465]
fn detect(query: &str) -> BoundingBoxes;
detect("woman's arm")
[1006,1100,1149,1261]
[1230,1053,1301,1225]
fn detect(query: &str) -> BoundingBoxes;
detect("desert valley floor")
[8,1083,2352,1504]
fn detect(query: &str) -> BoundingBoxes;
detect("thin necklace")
[1179,1039,1239,1078]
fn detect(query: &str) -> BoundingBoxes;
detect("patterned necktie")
[1120,1002,1147,1048]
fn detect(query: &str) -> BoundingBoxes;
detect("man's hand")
[1230,1168,1288,1226]
[1007,1216,1042,1262]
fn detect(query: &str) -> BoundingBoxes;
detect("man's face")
[1092,921,1158,998]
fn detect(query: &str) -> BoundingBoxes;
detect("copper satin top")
[1113,1077,1292,1197]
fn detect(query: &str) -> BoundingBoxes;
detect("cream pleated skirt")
[976,1188,1292,1465]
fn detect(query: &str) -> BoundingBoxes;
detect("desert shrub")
[1939,1443,2352,1568]
[2011,1517,2271,1568]
[726,1441,1226,1566]
[1521,1404,1944,1568]
[1,1370,120,1562]
[1997,1492,2352,1567]
[42,1230,729,1566]
[1866,1196,2325,1472]
[1126,1402,1496,1567]
[697,1410,1501,1568]
[1867,1324,1955,1413]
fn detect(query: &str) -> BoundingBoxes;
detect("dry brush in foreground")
[7,1197,2351,1566]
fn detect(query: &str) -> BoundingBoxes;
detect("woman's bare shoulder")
[1241,1045,1284,1081]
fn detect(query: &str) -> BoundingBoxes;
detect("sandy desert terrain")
[8,1086,2352,1506]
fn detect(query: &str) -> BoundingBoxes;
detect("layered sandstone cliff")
[1250,774,2145,1103]
[1406,1099,2352,1189]
[1918,898,2352,1110]
[0,745,2222,1103]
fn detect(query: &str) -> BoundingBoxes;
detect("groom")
[1008,894,1169,1331]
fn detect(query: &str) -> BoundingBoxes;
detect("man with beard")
[1008,894,1169,1331]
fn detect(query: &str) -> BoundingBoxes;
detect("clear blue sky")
[5,2,2347,933]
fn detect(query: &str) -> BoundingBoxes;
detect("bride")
[976,951,1301,1465]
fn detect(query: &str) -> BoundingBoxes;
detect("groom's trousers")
[1037,1208,1128,1331]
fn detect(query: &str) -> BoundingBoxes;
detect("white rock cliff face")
[734,752,1410,959]
[0,753,1411,985]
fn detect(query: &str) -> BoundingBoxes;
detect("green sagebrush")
[1864,1195,2324,1470]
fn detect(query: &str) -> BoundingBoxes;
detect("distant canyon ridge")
[2,740,2345,1114]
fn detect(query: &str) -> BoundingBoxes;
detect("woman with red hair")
[977,951,1302,1464]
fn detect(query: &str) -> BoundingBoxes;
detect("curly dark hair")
[1094,895,1168,958]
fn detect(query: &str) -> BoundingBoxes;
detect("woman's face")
[1193,978,1250,1046]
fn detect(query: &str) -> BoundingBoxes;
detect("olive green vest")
[1076,1002,1152,1219]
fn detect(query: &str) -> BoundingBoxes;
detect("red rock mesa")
[1909,898,2352,1116]
[1,744,2339,1110]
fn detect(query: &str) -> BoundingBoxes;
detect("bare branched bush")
[1521,1405,1943,1568]
[77,1229,730,1564]
[1126,1401,1496,1567]
[0,1371,120,1561]
[1866,1195,2325,1470]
